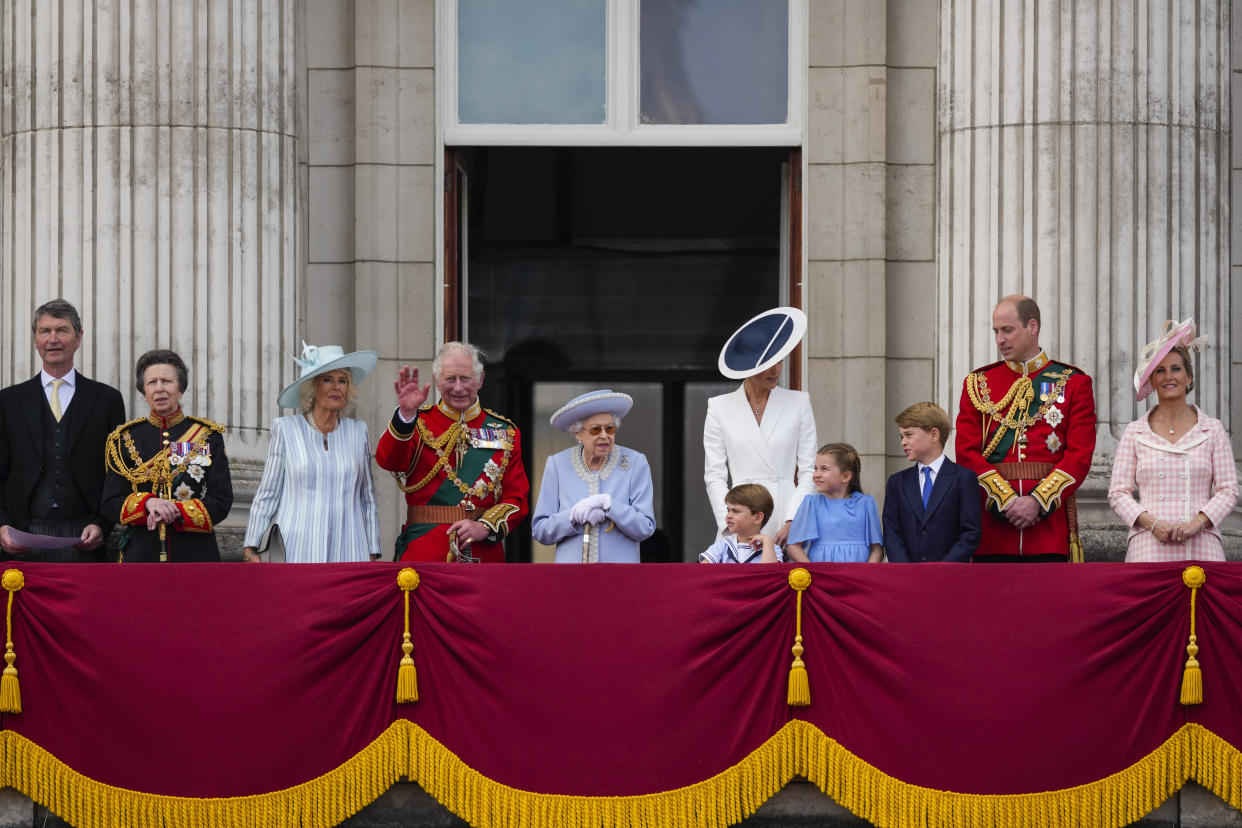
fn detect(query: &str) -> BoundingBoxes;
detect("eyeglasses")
[583,424,617,435]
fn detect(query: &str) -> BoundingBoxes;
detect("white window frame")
[439,0,806,147]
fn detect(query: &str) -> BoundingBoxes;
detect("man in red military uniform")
[955,296,1097,562]
[376,342,528,562]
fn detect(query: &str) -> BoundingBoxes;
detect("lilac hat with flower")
[1133,319,1207,401]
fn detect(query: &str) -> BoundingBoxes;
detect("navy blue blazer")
[882,457,981,562]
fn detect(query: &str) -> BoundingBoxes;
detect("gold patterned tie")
[49,378,64,422]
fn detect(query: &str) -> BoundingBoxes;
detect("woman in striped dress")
[242,344,382,563]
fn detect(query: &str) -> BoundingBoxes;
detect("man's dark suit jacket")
[0,372,127,538]
[882,457,981,562]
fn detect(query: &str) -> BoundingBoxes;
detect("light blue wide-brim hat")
[717,307,808,380]
[277,342,379,409]
[549,390,634,432]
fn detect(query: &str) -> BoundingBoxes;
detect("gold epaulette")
[185,415,227,435]
[108,417,149,440]
[483,408,517,428]
[977,470,1017,512]
[1031,469,1075,512]
[1047,359,1086,375]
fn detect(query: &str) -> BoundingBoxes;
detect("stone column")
[938,0,1231,449]
[1,0,300,461]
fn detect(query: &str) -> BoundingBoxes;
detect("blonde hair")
[1168,344,1196,393]
[817,442,863,494]
[300,370,359,414]
[894,402,952,446]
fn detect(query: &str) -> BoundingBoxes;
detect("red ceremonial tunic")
[375,398,529,563]
[954,351,1096,560]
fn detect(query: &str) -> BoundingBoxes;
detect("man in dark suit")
[0,299,126,562]
[883,402,981,563]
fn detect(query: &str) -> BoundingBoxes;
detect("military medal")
[1045,406,1063,428]
[1046,433,1063,453]
[168,442,190,466]
[471,426,511,450]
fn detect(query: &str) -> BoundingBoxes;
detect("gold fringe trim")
[0,725,406,828]
[1,720,1241,828]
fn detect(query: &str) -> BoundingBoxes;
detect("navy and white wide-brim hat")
[276,342,379,409]
[549,390,634,432]
[717,307,808,380]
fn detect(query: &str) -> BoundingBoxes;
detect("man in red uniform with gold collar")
[376,342,528,562]
[955,296,1097,562]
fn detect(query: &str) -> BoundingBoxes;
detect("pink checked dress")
[1108,406,1238,562]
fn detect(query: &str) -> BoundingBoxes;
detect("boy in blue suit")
[883,402,981,562]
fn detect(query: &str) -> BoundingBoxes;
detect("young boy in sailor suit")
[700,484,782,563]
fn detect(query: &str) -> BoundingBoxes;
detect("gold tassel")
[1180,566,1205,706]
[395,568,420,704]
[0,569,24,714]
[786,568,812,707]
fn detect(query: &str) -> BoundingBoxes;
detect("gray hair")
[298,371,359,414]
[32,299,82,336]
[432,341,485,381]
[569,415,622,434]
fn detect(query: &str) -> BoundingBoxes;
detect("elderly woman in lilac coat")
[531,390,656,563]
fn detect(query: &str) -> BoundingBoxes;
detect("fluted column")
[937,0,1230,448]
[1,0,300,455]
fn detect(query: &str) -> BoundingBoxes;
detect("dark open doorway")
[448,146,798,560]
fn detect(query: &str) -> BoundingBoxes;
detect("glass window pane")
[640,0,788,125]
[458,0,606,124]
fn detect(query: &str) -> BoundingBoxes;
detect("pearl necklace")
[305,412,338,450]
[1156,408,1191,436]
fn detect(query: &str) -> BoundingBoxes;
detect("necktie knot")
[49,378,65,422]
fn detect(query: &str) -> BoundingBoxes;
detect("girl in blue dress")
[786,443,883,563]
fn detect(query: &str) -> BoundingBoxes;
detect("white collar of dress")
[1005,351,1049,375]
[571,443,619,482]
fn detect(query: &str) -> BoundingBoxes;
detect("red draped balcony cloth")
[0,562,1238,828]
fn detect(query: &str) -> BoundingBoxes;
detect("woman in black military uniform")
[103,350,232,562]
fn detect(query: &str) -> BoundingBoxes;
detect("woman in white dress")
[704,308,818,546]
[242,343,382,563]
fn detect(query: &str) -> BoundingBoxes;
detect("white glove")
[584,506,607,526]
[598,493,612,512]
[570,494,608,524]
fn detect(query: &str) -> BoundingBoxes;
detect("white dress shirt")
[41,368,77,414]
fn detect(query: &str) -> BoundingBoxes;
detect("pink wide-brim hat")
[1133,318,1206,401]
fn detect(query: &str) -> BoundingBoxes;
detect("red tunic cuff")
[120,493,152,526]
[175,499,213,534]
